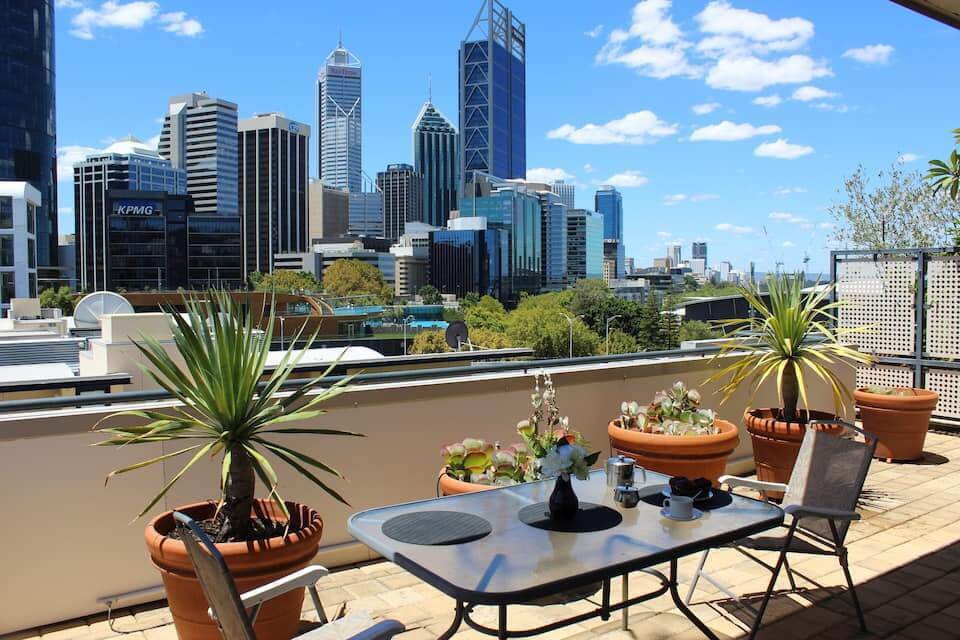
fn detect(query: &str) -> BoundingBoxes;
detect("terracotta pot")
[744,408,839,499]
[607,419,740,487]
[438,468,498,496]
[145,499,323,640]
[855,388,938,461]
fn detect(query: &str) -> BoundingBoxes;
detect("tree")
[506,293,599,358]
[39,286,75,314]
[409,330,451,354]
[417,285,442,305]
[635,295,666,351]
[468,327,512,350]
[926,128,960,201]
[460,292,481,309]
[679,320,719,343]
[683,275,699,292]
[568,279,611,317]
[658,304,682,351]
[605,329,638,355]
[442,307,465,323]
[829,163,960,249]
[464,295,508,332]
[251,270,320,294]
[322,259,393,304]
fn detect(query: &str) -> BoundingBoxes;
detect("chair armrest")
[238,565,330,608]
[783,505,861,521]
[347,619,406,640]
[719,475,789,495]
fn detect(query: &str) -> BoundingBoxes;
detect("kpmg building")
[459,0,526,186]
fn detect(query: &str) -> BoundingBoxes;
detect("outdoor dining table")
[348,468,784,639]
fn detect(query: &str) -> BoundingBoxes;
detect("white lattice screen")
[926,256,960,360]
[855,365,914,390]
[925,369,960,420]
[836,258,916,356]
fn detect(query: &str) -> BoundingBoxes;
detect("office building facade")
[73,138,187,291]
[1,0,57,267]
[551,180,574,209]
[348,189,383,237]
[430,220,507,300]
[459,0,526,185]
[540,191,567,288]
[669,243,682,267]
[317,38,362,192]
[567,208,603,282]
[595,185,624,276]
[692,241,707,263]
[413,101,458,228]
[308,179,349,240]
[0,182,39,305]
[158,92,239,216]
[377,163,421,241]
[238,113,310,276]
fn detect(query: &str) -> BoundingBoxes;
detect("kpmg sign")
[112,199,161,216]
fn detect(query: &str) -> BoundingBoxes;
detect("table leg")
[498,604,507,640]
[437,600,464,640]
[622,572,629,630]
[669,559,720,640]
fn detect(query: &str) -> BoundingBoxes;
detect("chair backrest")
[781,419,877,544]
[174,512,257,640]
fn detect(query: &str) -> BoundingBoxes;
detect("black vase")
[549,473,579,520]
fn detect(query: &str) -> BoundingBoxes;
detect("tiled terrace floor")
[14,431,960,640]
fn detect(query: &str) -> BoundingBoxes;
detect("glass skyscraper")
[567,209,603,282]
[459,0,526,186]
[595,185,624,276]
[317,38,362,192]
[1,0,57,267]
[540,191,567,288]
[413,100,458,228]
[551,180,575,209]
[429,225,507,300]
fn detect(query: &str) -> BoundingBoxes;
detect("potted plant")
[96,291,362,640]
[855,385,939,461]
[708,273,872,497]
[607,381,739,486]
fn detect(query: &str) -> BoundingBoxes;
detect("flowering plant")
[540,438,600,480]
[440,438,534,486]
[516,371,585,458]
[617,381,719,436]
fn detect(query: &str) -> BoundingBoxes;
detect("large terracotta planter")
[607,419,740,487]
[438,468,498,496]
[145,499,323,640]
[855,388,939,461]
[744,408,839,499]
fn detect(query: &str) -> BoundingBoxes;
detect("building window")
[0,273,13,303]
[29,273,37,298]
[0,237,13,267]
[27,203,36,234]
[28,239,35,268]
[0,197,12,229]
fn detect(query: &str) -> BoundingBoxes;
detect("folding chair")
[685,419,877,639]
[174,512,405,640]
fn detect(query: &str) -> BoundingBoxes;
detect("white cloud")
[753,94,782,107]
[70,1,159,39]
[692,102,721,115]
[601,170,649,188]
[769,211,808,225]
[665,193,719,204]
[664,194,687,205]
[782,240,796,247]
[812,102,849,112]
[526,167,574,183]
[690,120,781,141]
[690,193,719,202]
[818,222,835,230]
[656,230,673,237]
[695,1,814,56]
[158,11,203,37]
[791,85,836,102]
[56,145,101,181]
[843,44,893,65]
[547,110,677,145]
[596,1,702,80]
[753,138,814,159]
[583,163,593,173]
[897,153,919,164]
[585,24,604,38]
[773,186,806,197]
[620,0,684,46]
[716,222,754,234]
[706,54,832,92]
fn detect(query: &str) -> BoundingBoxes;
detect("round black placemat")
[382,511,492,546]
[641,489,733,511]
[518,502,623,533]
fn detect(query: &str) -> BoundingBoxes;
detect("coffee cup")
[663,495,694,519]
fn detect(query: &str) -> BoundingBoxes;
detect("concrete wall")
[0,352,854,634]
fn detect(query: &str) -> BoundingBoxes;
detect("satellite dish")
[445,321,469,350]
[73,291,134,330]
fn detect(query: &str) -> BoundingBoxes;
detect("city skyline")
[52,1,960,272]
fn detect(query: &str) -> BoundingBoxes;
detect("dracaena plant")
[95,290,363,542]
[706,273,873,422]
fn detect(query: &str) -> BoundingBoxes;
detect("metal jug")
[606,455,635,488]
[614,484,640,508]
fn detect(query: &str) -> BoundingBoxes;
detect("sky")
[53,0,960,274]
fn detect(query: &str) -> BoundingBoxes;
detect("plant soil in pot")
[146,500,323,640]
[855,387,939,461]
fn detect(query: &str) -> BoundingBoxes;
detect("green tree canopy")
[605,329,638,355]
[417,285,442,305]
[39,286,75,315]
[322,259,393,304]
[567,279,612,317]
[460,292,481,309]
[679,319,720,343]
[250,270,320,294]
[468,327,512,350]
[409,330,451,354]
[464,295,508,332]
[506,293,599,358]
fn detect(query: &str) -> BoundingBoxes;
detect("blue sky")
[54,0,960,273]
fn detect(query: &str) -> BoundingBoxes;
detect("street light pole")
[403,315,414,355]
[605,314,622,355]
[559,312,582,359]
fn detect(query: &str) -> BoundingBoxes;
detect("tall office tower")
[669,243,682,268]
[692,241,707,263]
[566,209,603,282]
[552,180,575,209]
[74,137,187,291]
[317,37,361,192]
[377,163,422,241]
[1,0,57,268]
[159,92,239,215]
[238,113,310,276]
[460,0,526,186]
[595,185,624,276]
[413,100,458,228]
[308,179,349,240]
[539,191,567,289]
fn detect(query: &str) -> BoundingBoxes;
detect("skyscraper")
[567,209,603,282]
[692,241,707,263]
[551,180,575,209]
[377,163,422,241]
[238,113,310,276]
[595,185,624,276]
[459,0,526,186]
[1,0,57,268]
[317,37,361,192]
[539,191,567,289]
[669,243,682,267]
[413,99,458,228]
[158,92,239,216]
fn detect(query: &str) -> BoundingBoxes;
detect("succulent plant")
[863,385,915,396]
[618,381,719,436]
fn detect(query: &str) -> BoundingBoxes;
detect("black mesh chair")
[685,419,878,639]
[174,512,405,640]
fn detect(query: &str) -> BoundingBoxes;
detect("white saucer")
[660,507,703,522]
[662,486,714,502]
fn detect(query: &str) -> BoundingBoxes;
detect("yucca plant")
[706,273,873,422]
[96,290,362,542]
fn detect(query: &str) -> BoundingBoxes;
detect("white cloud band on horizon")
[548,110,677,145]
